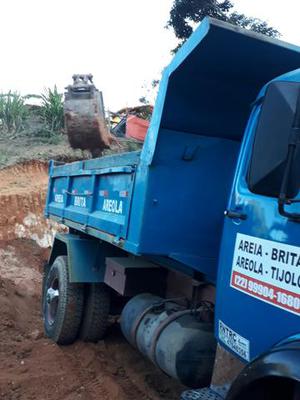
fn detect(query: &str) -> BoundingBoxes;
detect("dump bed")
[45,18,300,282]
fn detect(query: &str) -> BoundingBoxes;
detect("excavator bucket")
[64,74,115,156]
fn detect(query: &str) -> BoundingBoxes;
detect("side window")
[248,81,300,198]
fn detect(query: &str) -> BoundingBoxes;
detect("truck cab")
[214,70,300,400]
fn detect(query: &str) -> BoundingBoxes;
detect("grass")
[0,92,28,133]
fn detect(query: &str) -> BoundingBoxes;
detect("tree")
[167,0,280,53]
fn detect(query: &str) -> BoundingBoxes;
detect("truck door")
[216,79,300,363]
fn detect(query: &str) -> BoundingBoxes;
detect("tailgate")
[46,162,136,239]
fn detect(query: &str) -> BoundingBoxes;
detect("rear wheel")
[80,283,111,342]
[43,256,84,345]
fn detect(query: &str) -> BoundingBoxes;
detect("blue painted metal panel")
[216,69,300,363]
[129,129,240,282]
[47,156,136,239]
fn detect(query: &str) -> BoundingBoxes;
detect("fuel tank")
[121,293,216,388]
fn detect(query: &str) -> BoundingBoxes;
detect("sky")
[0,0,300,111]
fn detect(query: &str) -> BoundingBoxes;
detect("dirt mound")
[0,161,60,245]
[0,240,183,400]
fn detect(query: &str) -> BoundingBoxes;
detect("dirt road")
[0,161,183,400]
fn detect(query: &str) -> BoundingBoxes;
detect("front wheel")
[43,256,84,345]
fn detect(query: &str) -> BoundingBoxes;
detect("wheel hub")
[45,279,59,326]
[46,287,59,304]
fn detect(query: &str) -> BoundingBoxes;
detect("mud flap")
[48,233,119,283]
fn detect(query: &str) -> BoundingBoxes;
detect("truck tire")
[43,256,84,345]
[80,283,111,342]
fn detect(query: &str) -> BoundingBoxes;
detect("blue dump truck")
[43,17,300,400]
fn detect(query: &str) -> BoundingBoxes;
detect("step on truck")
[43,17,300,400]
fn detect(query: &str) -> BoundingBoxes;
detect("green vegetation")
[0,86,64,140]
[0,92,28,133]
[39,86,64,135]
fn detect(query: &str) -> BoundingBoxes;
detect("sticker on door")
[231,233,300,316]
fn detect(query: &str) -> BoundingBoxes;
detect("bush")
[0,92,28,133]
[39,86,64,134]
